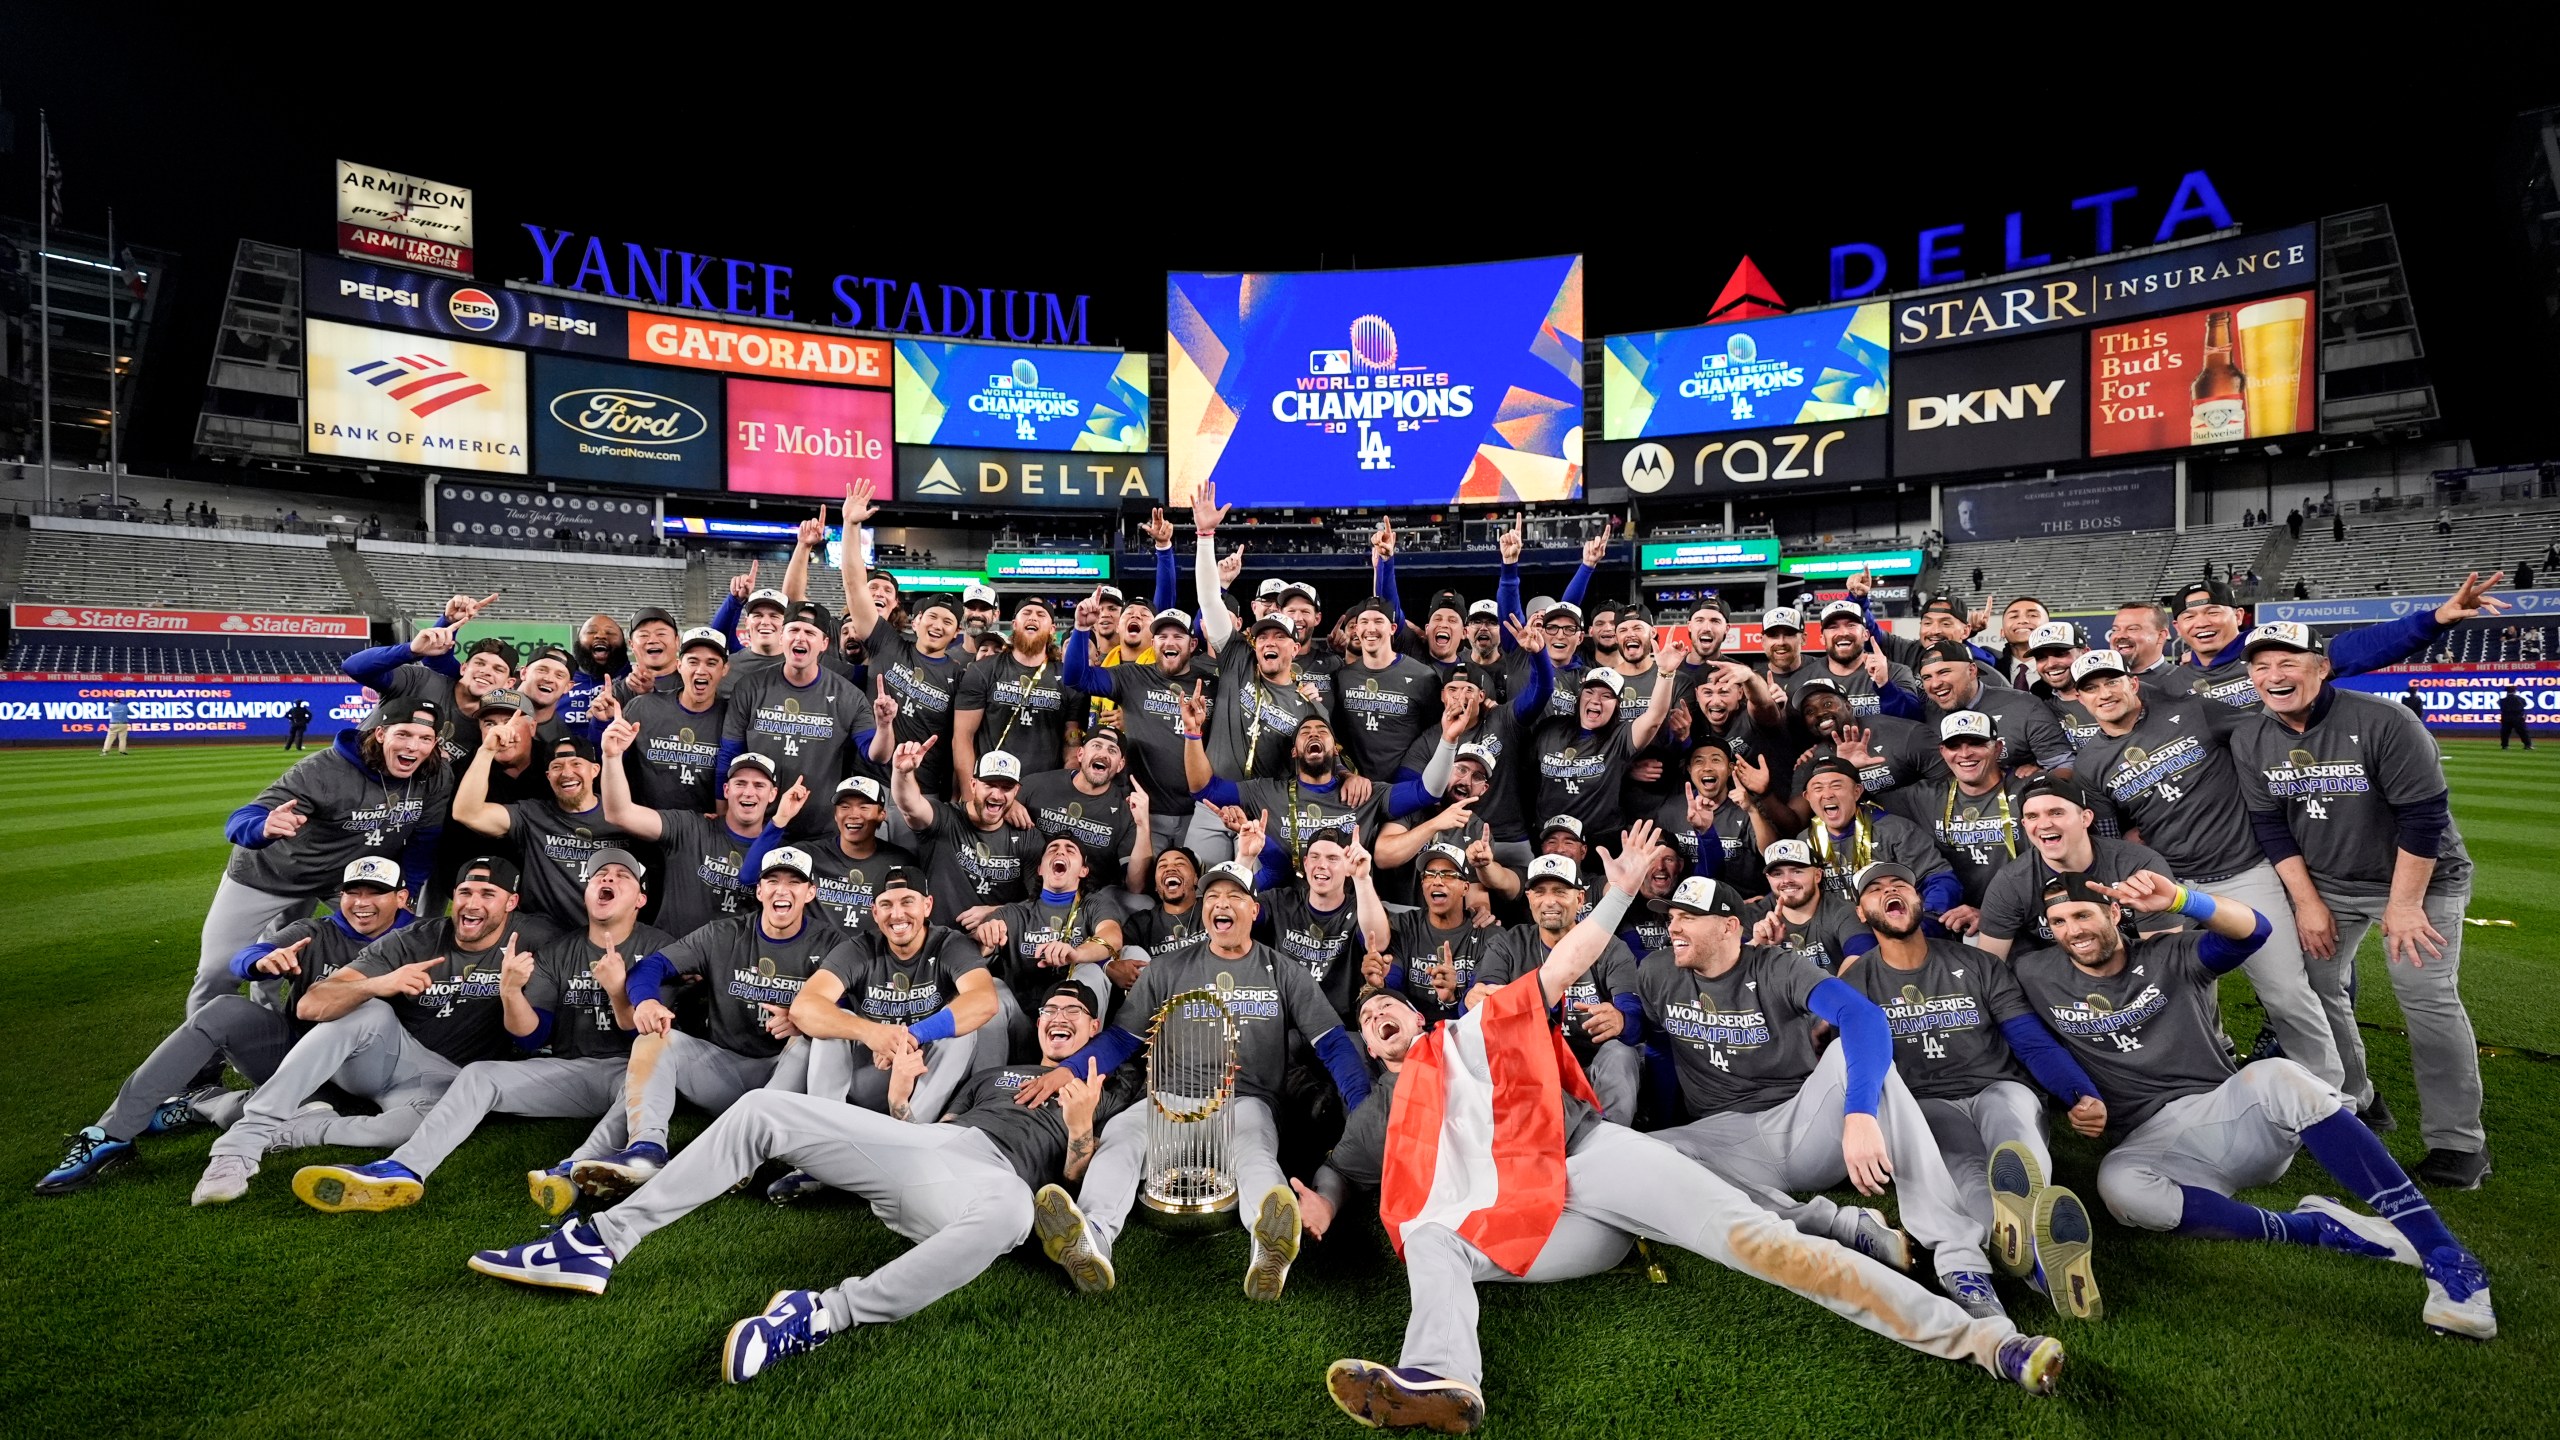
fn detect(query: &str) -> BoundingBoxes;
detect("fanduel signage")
[520,226,1092,344]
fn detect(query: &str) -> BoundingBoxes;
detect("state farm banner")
[11,604,371,640]
[337,159,474,278]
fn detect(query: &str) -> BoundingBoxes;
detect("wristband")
[2174,885,2216,922]
[909,1008,959,1046]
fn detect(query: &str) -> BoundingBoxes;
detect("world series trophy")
[1136,980,1241,1235]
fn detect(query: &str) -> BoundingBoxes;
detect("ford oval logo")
[547,387,708,444]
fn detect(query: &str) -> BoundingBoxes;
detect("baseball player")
[1183,484,1335,861]
[1839,863,2107,1303]
[1657,736,1765,899]
[39,857,413,1196]
[1683,652,1789,776]
[561,846,845,1199]
[2013,872,2494,1339]
[894,743,1038,924]
[2069,646,2345,1090]
[599,720,775,934]
[2018,622,2104,748]
[1254,824,1392,1023]
[1876,711,2034,934]
[610,606,685,703]
[1018,725,1150,892]
[190,855,558,1205]
[1063,595,1215,850]
[722,584,794,695]
[781,864,999,1124]
[1972,776,2178,960]
[1369,843,1497,1026]
[1182,684,1449,869]
[1471,853,1644,1123]
[1119,847,1208,976]
[1636,866,2008,1316]
[1737,840,1866,973]
[1528,648,1680,843]
[1374,735,1519,900]
[288,849,671,1214]
[1427,651,1555,866]
[453,727,639,927]
[2232,622,2490,1188]
[748,771,920,939]
[617,626,730,813]
[976,834,1126,1057]
[1332,597,1445,783]
[2169,574,2505,709]
[1312,828,2064,1432]
[720,598,870,838]
[559,613,628,731]
[1747,756,1956,916]
[339,590,510,766]
[1781,683,1934,798]
[1780,601,1922,719]
[1026,859,1372,1301]
[1913,639,2075,777]
[191,698,452,1016]
[843,482,969,801]
[953,596,1080,781]
[462,978,1135,1384]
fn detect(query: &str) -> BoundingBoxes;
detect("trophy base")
[1137,1186,1240,1236]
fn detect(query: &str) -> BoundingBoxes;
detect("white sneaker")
[192,1154,258,1206]
[2294,1195,2419,1266]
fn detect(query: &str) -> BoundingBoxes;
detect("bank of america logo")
[347,352,492,418]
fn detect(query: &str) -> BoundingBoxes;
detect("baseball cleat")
[145,1092,207,1136]
[1033,1183,1114,1294]
[1840,1206,1911,1272]
[2357,1093,2398,1133]
[1244,1183,1302,1302]
[36,1127,134,1196]
[293,1159,423,1213]
[186,1085,249,1131]
[764,1169,827,1206]
[467,1216,616,1295]
[1994,1334,2065,1395]
[2420,1247,2496,1341]
[2294,1195,2410,1263]
[1325,1358,1486,1434]
[2032,1185,2101,1320]
[570,1142,667,1203]
[2415,1147,2492,1190]
[723,1288,833,1382]
[528,1163,577,1218]
[191,1154,258,1206]
[1987,1140,2044,1277]
[1944,1270,2006,1320]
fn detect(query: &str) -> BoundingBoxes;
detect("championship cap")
[1427,589,1468,620]
[759,846,817,881]
[1278,581,1321,609]
[1523,853,1585,889]
[1256,577,1290,599]
[1819,599,1866,625]
[1854,861,1920,896]
[678,625,729,656]
[912,593,961,621]
[1081,723,1125,750]
[628,606,678,634]
[1455,742,1499,774]
[834,774,884,803]
[1201,860,1259,895]
[1762,839,1817,870]
[1095,584,1126,605]
[340,855,404,892]
[478,687,531,717]
[1761,606,1805,634]
[729,751,779,781]
[1249,613,1302,641]
[1151,607,1194,633]
[1690,596,1731,618]
[1013,594,1052,616]
[583,846,647,882]
[875,865,926,898]
[1040,977,1099,1017]
[2027,621,2083,656]
[2176,579,2239,611]
[1419,842,1472,877]
[963,582,999,607]
[1542,601,1584,624]
[1939,710,1997,744]
[744,587,791,614]
[1540,814,1585,840]
[1466,598,1501,619]
[2242,621,2322,659]
[1443,659,1494,693]
[2039,871,2113,912]
[1345,597,1394,622]
[1580,667,1627,697]
[2069,649,2131,684]
[1524,594,1556,619]
[785,600,834,633]
[1665,875,1743,918]
[455,855,522,893]
[2017,774,2090,812]
[977,750,1023,783]
[1800,755,1865,787]
[1917,638,1974,669]
[549,734,598,764]
[380,697,444,732]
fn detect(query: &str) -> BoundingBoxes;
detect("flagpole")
[38,111,52,508]
[106,206,118,502]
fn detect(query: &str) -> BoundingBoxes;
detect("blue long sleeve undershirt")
[1511,645,1554,721]
[342,641,419,688]
[515,1008,556,1052]
[1312,1025,1373,1110]
[1061,628,1110,693]
[1497,562,1524,643]
[1153,545,1178,613]
[624,952,678,1010]
[1998,1013,2100,1105]
[1805,977,1890,1116]
[2199,911,2275,975]
[1873,682,1921,721]
[711,591,745,652]
[1610,992,1644,1047]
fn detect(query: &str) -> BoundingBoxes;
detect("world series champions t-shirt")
[819,925,988,1025]
[2072,693,2262,882]
[502,801,640,928]
[800,834,922,938]
[1657,793,1765,899]
[1089,653,1218,817]
[1882,775,2032,907]
[2230,689,2472,898]
[651,910,846,1059]
[1236,775,1381,861]
[1120,941,1345,1104]
[1976,836,2180,950]
[866,630,971,798]
[1254,887,1370,1021]
[255,911,414,1040]
[1384,909,1493,1027]
[1529,716,1637,838]
[1016,770,1138,891]
[525,921,676,1061]
[986,890,1125,1016]
[948,1063,1143,1187]
[1476,924,1639,1063]
[2011,931,2235,1134]
[956,649,1081,779]
[1635,944,1830,1116]
[622,691,728,814]
[916,799,1038,912]
[1736,892,1866,974]
[1331,654,1443,782]
[226,749,454,898]
[347,912,563,1065]
[1121,902,1209,966]
[721,666,870,837]
[1205,640,1326,782]
[1838,938,2034,1101]
[651,809,759,937]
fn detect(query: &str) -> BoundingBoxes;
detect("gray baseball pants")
[2096,1059,2343,1231]
[1077,1094,1284,1257]
[1915,1082,2049,1235]
[2314,885,2485,1152]
[2212,861,2343,1090]
[97,997,295,1142]
[570,1031,775,1156]
[794,1033,984,1123]
[390,1056,627,1177]
[208,1001,459,1161]
[191,876,320,1016]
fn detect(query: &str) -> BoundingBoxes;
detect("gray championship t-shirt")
[226,750,454,897]
[1254,887,1371,1022]
[802,834,922,938]
[2231,689,2471,898]
[915,799,1039,912]
[1736,892,1865,974]
[1121,941,1346,1105]
[651,911,845,1059]
[1529,716,1638,838]
[1636,944,1830,1117]
[2011,931,2236,1134]
[956,650,1080,780]
[347,913,562,1066]
[1331,654,1443,782]
[1838,938,2033,1102]
[525,921,675,1061]
[1092,652,1218,816]
[721,666,871,836]
[622,691,728,814]
[818,925,987,1025]
[864,630,971,798]
[1926,683,2076,775]
[1016,770,1137,891]
[1882,775,2033,907]
[503,801,640,928]
[948,1063,1141,1186]
[1205,640,1327,783]
[1475,924,1639,1064]
[2072,693,2262,882]
[652,809,759,937]
[1976,836,2179,950]
[1384,909,1495,1027]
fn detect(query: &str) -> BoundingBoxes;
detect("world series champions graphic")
[1166,256,1584,507]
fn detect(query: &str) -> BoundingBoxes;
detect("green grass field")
[0,741,2550,1439]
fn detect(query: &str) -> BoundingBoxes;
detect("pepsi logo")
[447,289,502,331]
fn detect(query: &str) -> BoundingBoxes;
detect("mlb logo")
[1309,349,1350,376]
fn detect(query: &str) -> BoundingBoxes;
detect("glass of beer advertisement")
[2086,289,2315,457]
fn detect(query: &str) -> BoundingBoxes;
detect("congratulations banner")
[1603,303,1888,441]
[894,340,1149,452]
[0,679,378,741]
[1168,255,1584,508]
[2334,665,2560,732]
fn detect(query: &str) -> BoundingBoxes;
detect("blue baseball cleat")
[570,1142,667,1204]
[1325,1358,1486,1433]
[144,1090,212,1136]
[1995,1334,2065,1395]
[2293,1195,2405,1262]
[723,1288,834,1382]
[764,1169,827,1206]
[528,1161,577,1218]
[1944,1270,2006,1320]
[467,1216,617,1295]
[2421,1248,2496,1341]
[36,1127,135,1196]
[294,1158,423,1213]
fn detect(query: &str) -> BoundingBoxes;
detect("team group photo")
[0,42,2551,1440]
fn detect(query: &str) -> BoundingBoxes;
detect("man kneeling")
[464,978,1130,1384]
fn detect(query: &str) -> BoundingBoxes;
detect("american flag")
[42,114,61,228]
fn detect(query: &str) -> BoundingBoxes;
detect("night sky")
[6,27,2554,476]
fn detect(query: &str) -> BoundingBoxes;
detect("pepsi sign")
[529,354,722,491]
[304,254,625,355]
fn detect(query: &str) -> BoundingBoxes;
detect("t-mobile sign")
[725,377,893,499]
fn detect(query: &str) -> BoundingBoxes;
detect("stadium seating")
[2279,507,2560,598]
[358,542,687,624]
[3,640,355,675]
[15,523,356,613]
[1935,532,2179,613]
[2411,620,2557,665]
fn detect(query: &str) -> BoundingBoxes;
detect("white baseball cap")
[745,587,791,613]
[1201,860,1259,894]
[1150,607,1195,633]
[1455,742,1499,773]
[1818,599,1866,624]
[340,855,404,891]
[729,752,780,781]
[1256,577,1289,598]
[835,775,884,803]
[2070,649,2131,684]
[2242,621,2321,659]
[678,625,729,655]
[1523,853,1585,889]
[963,582,999,607]
[1539,814,1585,839]
[761,846,817,880]
[1467,598,1501,619]
[1580,668,1626,697]
[977,751,1023,783]
[1762,607,1804,633]
[1419,842,1472,876]
[2027,621,2082,655]
[1763,838,1817,870]
[1939,710,1996,744]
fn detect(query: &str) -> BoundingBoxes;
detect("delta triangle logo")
[916,458,964,498]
